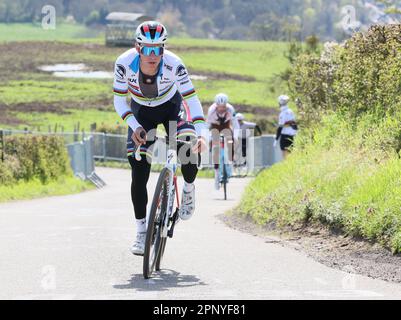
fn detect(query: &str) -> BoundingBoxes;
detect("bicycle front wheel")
[143,167,170,279]
[156,237,167,271]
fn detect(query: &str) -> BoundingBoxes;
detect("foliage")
[1,0,397,41]
[238,112,401,253]
[2,134,72,184]
[84,8,108,26]
[238,23,401,253]
[289,24,401,127]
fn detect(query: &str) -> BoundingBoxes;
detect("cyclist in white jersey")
[273,95,298,159]
[235,113,262,162]
[113,21,208,256]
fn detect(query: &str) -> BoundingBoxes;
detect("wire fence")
[0,129,283,177]
[90,132,283,171]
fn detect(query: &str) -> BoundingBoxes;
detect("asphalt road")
[1,167,401,300]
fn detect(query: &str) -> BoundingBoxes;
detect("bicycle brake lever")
[135,146,141,161]
[134,131,146,161]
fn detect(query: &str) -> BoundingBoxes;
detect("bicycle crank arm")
[167,208,179,238]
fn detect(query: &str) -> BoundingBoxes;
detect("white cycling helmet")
[235,113,245,121]
[278,95,290,106]
[215,93,229,105]
[135,21,168,45]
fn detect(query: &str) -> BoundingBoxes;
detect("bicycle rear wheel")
[143,167,170,279]
[223,164,227,200]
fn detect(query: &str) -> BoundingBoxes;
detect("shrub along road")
[0,167,401,299]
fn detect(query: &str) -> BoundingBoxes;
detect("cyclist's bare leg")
[283,149,290,159]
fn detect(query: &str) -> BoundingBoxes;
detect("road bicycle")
[134,135,197,279]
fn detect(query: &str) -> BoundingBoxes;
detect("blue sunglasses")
[140,46,164,56]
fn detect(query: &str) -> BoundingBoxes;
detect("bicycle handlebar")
[134,135,198,161]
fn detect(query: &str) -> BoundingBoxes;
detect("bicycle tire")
[223,164,227,200]
[143,167,170,279]
[156,237,167,271]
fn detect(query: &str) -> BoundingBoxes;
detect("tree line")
[1,0,400,41]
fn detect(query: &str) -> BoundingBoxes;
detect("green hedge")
[289,24,401,129]
[1,135,72,185]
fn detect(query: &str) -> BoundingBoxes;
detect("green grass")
[6,109,122,132]
[0,77,275,109]
[170,38,289,108]
[0,175,95,202]
[0,79,111,105]
[237,112,401,253]
[0,26,289,132]
[170,39,288,82]
[0,22,102,42]
[193,79,278,107]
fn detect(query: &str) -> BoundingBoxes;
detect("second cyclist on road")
[207,93,239,190]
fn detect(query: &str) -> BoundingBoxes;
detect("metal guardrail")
[91,132,283,170]
[67,136,106,188]
[248,135,283,171]
[67,136,93,177]
[1,129,284,177]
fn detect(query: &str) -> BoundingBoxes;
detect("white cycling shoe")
[130,232,146,256]
[179,185,195,221]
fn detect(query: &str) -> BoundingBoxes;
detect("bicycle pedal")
[167,209,179,238]
[169,208,179,221]
[167,224,175,238]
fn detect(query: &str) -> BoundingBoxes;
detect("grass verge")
[236,112,401,253]
[0,175,95,203]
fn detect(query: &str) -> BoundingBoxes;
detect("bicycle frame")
[219,135,232,181]
[135,136,196,240]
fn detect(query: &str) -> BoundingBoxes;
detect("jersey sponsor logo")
[128,76,137,83]
[116,79,126,84]
[164,63,173,71]
[180,80,190,85]
[177,74,189,82]
[160,80,172,84]
[176,64,187,77]
[115,64,126,80]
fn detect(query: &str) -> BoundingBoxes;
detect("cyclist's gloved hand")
[192,136,207,154]
[132,127,147,146]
